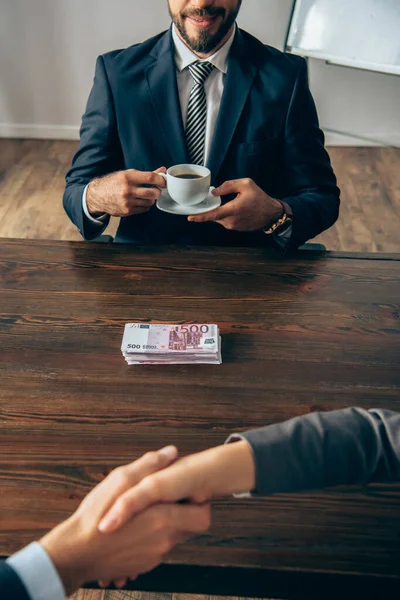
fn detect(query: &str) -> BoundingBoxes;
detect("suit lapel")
[145,29,188,166]
[207,29,258,181]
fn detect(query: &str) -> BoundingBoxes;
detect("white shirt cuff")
[7,541,66,600]
[82,184,108,224]
[273,222,293,249]
[224,433,254,498]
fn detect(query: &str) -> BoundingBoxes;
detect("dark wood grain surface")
[1,239,400,599]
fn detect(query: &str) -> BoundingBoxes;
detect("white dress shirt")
[6,542,65,600]
[173,23,235,167]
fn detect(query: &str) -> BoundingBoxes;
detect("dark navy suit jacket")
[64,27,340,248]
[0,561,30,600]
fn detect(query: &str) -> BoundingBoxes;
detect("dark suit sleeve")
[0,561,31,600]
[63,55,124,240]
[280,58,340,249]
[237,408,400,495]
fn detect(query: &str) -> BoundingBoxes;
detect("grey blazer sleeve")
[235,408,400,495]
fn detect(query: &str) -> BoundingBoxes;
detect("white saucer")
[157,187,221,216]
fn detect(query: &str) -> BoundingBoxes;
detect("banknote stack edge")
[121,323,222,364]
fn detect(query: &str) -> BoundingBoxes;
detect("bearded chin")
[184,28,217,54]
[174,13,237,54]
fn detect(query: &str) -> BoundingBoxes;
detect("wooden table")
[1,239,400,600]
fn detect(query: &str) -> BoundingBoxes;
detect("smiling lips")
[186,15,219,29]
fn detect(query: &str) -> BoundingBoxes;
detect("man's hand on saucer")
[86,167,167,217]
[188,178,283,231]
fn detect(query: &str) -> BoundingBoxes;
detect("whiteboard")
[286,0,400,76]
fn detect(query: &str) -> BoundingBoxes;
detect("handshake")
[40,440,255,595]
[11,408,395,597]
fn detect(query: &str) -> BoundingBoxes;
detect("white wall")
[0,0,399,145]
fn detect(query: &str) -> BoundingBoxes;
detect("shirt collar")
[172,23,236,74]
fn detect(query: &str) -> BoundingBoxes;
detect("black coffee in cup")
[175,174,203,180]
[163,164,211,206]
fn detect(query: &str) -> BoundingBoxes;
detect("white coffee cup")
[160,164,211,206]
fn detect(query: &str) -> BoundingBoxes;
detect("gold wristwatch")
[263,200,293,235]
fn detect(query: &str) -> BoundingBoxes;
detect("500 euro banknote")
[122,323,219,355]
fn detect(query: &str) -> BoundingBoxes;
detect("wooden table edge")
[81,563,400,599]
[1,237,400,261]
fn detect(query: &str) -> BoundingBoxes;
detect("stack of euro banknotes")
[121,323,222,365]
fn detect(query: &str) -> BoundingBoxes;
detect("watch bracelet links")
[263,200,293,235]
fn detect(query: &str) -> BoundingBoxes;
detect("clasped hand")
[40,446,209,594]
[40,440,254,593]
[95,439,254,589]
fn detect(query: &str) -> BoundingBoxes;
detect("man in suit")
[64,0,340,249]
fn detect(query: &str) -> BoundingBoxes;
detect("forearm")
[85,179,109,217]
[236,408,400,495]
[196,440,256,497]
[40,516,88,596]
[95,409,400,540]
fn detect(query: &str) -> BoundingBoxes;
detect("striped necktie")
[185,61,215,166]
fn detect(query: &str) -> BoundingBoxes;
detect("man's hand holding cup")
[86,167,167,218]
